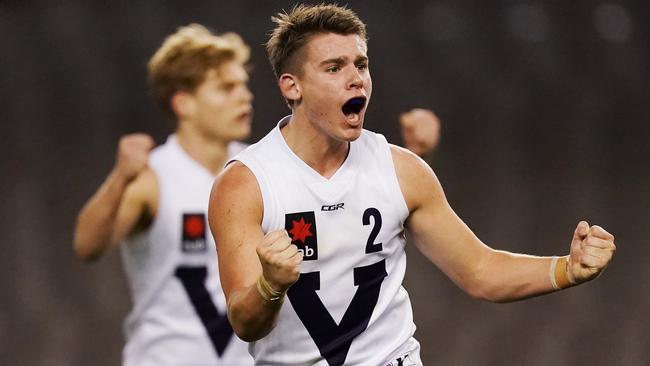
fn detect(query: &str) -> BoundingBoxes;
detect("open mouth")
[342,97,366,115]
[341,96,367,123]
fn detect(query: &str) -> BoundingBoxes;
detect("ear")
[278,73,301,104]
[170,91,195,119]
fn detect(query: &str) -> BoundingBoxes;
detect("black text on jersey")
[321,203,345,211]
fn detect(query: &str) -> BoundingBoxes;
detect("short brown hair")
[148,24,249,120]
[266,3,367,78]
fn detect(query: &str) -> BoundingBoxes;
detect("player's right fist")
[114,133,154,182]
[256,229,302,293]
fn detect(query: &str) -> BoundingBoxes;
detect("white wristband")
[549,256,561,290]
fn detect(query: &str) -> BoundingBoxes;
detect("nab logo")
[321,203,344,211]
[181,213,207,253]
[285,211,318,261]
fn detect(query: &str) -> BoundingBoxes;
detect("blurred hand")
[114,133,154,182]
[568,221,616,283]
[400,108,441,158]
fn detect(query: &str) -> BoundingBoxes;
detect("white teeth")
[346,113,359,123]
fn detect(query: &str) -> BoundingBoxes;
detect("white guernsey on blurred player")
[208,4,616,366]
[73,24,254,366]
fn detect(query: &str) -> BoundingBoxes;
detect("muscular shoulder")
[390,144,446,213]
[209,161,263,226]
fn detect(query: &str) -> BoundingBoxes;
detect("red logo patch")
[289,217,313,244]
[285,211,318,260]
[182,213,207,252]
[184,215,205,238]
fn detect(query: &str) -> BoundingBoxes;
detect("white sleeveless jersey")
[120,135,253,366]
[233,117,421,366]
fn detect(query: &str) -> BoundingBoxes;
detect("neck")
[175,122,229,175]
[281,111,349,179]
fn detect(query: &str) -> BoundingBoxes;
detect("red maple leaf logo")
[184,216,205,238]
[289,217,313,244]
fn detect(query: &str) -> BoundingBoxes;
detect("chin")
[341,128,362,142]
[233,130,251,142]
[231,123,252,141]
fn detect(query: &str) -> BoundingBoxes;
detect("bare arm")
[208,162,302,341]
[392,145,616,302]
[73,134,156,261]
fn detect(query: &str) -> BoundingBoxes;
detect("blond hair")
[266,3,367,78]
[148,24,250,120]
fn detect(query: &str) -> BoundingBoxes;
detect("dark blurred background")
[1,0,648,365]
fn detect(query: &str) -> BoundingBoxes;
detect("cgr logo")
[321,203,344,211]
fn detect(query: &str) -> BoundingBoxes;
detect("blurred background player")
[73,24,254,365]
[73,23,441,366]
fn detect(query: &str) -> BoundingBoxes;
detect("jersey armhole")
[376,134,410,221]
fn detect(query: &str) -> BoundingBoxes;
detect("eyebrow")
[355,55,369,64]
[319,55,369,67]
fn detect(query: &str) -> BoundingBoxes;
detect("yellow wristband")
[550,256,576,290]
[256,275,284,302]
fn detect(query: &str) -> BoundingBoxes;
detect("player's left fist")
[568,221,616,283]
[399,108,441,158]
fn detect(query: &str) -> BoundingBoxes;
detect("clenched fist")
[568,221,616,283]
[114,133,155,182]
[256,230,303,293]
[399,108,441,158]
